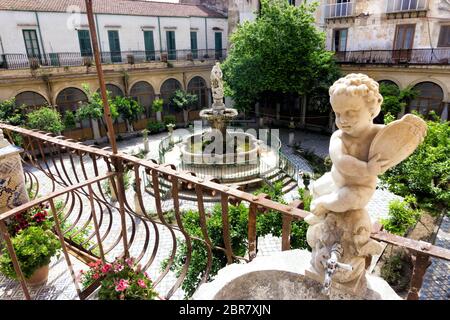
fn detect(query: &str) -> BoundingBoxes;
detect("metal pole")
[85,0,118,154]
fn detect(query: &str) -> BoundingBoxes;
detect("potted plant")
[127,54,135,65]
[0,224,61,286]
[146,120,164,134]
[79,257,159,300]
[161,53,168,62]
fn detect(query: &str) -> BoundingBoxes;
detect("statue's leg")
[311,186,374,214]
[309,172,335,198]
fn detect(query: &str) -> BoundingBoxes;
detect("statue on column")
[305,74,427,295]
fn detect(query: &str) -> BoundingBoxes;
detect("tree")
[113,96,144,132]
[27,107,65,134]
[222,0,341,112]
[170,90,198,125]
[0,98,27,126]
[379,83,418,116]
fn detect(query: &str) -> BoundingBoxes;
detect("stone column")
[143,129,150,153]
[156,111,162,122]
[207,88,212,108]
[91,119,101,141]
[0,130,29,214]
[441,102,449,122]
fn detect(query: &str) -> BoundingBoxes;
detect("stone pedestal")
[0,144,30,214]
[288,131,295,146]
[92,119,101,141]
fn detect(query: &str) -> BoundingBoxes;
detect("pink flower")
[114,264,124,273]
[137,279,147,288]
[144,272,151,280]
[101,263,112,274]
[92,273,100,280]
[115,279,129,292]
[125,258,134,268]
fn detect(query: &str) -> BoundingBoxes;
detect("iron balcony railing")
[386,0,429,13]
[0,123,449,300]
[0,49,228,70]
[324,1,355,19]
[333,48,450,65]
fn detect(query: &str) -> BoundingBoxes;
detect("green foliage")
[298,188,312,211]
[163,115,176,126]
[170,90,198,111]
[380,116,450,212]
[295,144,332,176]
[27,107,64,134]
[163,205,249,298]
[80,258,158,300]
[0,98,27,126]
[222,0,341,111]
[76,84,119,121]
[113,96,144,123]
[383,112,396,125]
[379,84,418,116]
[152,98,164,113]
[63,110,77,130]
[380,252,412,291]
[102,171,132,199]
[381,196,421,235]
[146,120,165,133]
[0,226,61,279]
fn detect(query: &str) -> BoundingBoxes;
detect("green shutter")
[108,30,122,63]
[23,30,41,59]
[144,31,155,60]
[166,31,176,60]
[190,31,198,59]
[215,32,222,58]
[78,30,92,56]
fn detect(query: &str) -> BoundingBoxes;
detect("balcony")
[324,1,355,20]
[0,49,228,71]
[333,48,450,65]
[386,0,429,18]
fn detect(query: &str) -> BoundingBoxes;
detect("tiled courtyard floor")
[0,128,446,300]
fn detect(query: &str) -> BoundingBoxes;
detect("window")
[23,30,41,59]
[108,30,122,63]
[215,32,223,59]
[288,0,296,5]
[190,32,198,59]
[394,24,415,49]
[166,31,176,60]
[438,26,450,47]
[143,31,155,61]
[78,30,92,57]
[333,29,348,52]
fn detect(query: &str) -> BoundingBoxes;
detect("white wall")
[0,10,227,55]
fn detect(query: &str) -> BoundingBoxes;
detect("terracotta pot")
[26,264,49,286]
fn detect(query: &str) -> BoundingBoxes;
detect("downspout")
[95,14,102,54]
[35,12,47,59]
[204,18,208,51]
[158,16,162,54]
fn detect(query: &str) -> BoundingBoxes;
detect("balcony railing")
[334,48,450,65]
[324,1,355,19]
[0,124,449,300]
[0,49,228,70]
[386,0,428,13]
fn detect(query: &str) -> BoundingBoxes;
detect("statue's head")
[329,74,383,136]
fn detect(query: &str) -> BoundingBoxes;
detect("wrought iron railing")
[0,49,228,70]
[324,1,355,19]
[0,123,449,300]
[334,48,450,65]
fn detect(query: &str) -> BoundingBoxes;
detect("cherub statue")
[305,73,427,294]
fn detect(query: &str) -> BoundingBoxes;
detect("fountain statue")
[305,73,427,295]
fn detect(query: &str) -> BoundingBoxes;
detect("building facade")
[0,0,228,140]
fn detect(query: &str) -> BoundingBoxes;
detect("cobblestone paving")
[419,215,450,300]
[0,128,426,300]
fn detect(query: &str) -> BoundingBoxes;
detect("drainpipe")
[35,12,47,60]
[158,17,162,54]
[204,18,208,52]
[95,14,103,56]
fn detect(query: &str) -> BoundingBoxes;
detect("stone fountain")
[193,74,428,300]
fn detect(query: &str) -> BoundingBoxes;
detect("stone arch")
[130,81,155,118]
[408,78,449,102]
[377,79,400,89]
[14,91,49,110]
[157,75,184,94]
[187,76,208,110]
[160,78,182,118]
[97,83,124,99]
[55,87,91,132]
[409,81,445,117]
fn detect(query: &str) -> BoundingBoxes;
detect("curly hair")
[329,73,383,118]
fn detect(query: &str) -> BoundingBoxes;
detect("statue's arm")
[329,132,370,177]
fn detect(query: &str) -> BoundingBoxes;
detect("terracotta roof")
[0,0,226,18]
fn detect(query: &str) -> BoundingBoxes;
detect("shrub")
[380,252,412,292]
[170,90,198,111]
[0,226,61,279]
[0,98,27,126]
[63,110,77,130]
[27,107,65,134]
[381,197,421,235]
[163,115,176,126]
[146,120,165,133]
[113,96,144,124]
[380,84,418,116]
[151,98,164,113]
[380,114,450,212]
[80,257,158,300]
